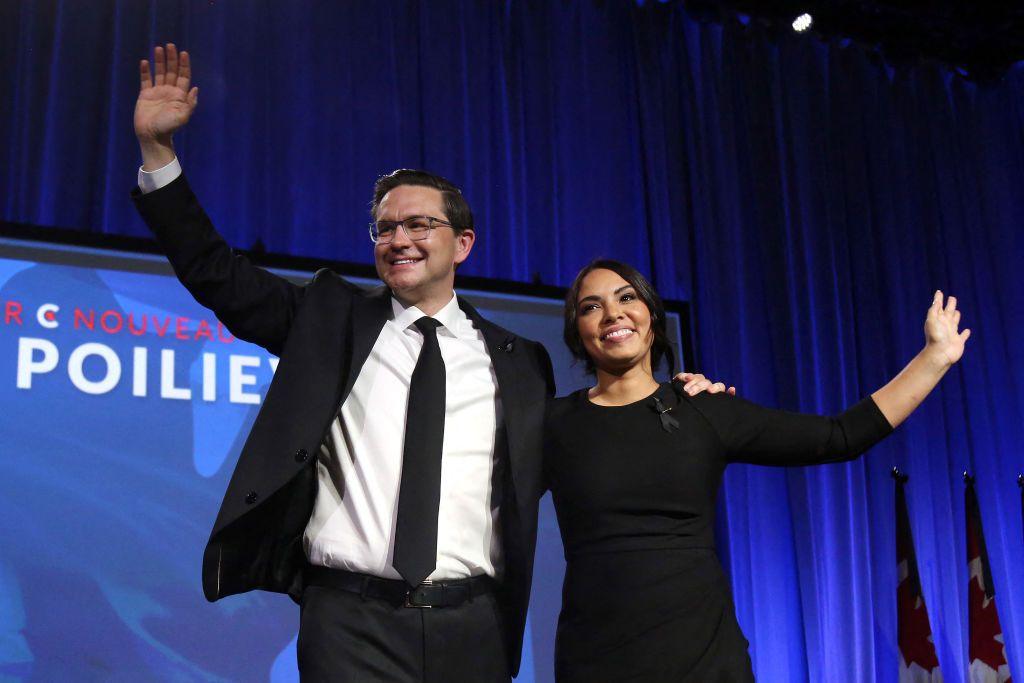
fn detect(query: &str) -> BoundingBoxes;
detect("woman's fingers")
[924,290,971,357]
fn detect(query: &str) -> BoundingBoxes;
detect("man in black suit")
[132,43,554,683]
[132,43,724,682]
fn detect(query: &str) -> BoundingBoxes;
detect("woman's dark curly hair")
[563,259,675,375]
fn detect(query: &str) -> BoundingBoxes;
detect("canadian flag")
[965,474,1012,683]
[895,469,943,682]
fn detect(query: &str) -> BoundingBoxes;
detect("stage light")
[792,13,813,32]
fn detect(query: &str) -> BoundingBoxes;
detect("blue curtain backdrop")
[2,1,1022,680]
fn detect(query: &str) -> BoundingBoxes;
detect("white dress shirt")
[304,296,503,580]
[139,160,504,580]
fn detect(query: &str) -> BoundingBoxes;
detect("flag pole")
[893,467,921,600]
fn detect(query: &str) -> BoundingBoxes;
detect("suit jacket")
[133,175,555,675]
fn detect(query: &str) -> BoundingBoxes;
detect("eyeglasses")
[369,215,454,244]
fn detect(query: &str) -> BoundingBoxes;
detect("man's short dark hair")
[563,259,675,376]
[371,169,474,234]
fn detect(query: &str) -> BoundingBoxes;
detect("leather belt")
[305,565,496,608]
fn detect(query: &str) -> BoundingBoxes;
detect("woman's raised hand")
[925,290,971,366]
[870,290,971,428]
[135,43,198,145]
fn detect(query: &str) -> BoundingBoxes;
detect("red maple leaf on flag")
[968,557,1010,674]
[898,566,940,668]
[966,477,1012,681]
[895,475,941,677]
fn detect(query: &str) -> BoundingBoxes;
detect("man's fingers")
[187,86,199,108]
[153,45,166,85]
[139,59,152,91]
[675,373,735,396]
[945,295,957,314]
[178,51,192,93]
[165,43,179,86]
[142,44,193,96]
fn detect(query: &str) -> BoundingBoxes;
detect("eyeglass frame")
[369,215,456,244]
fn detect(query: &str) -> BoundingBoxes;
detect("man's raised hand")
[135,44,198,169]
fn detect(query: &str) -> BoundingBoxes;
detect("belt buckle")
[404,579,435,609]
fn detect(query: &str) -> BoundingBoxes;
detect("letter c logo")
[37,303,60,329]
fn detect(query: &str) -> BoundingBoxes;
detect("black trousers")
[297,583,511,683]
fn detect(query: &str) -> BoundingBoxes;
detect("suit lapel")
[458,297,526,491]
[342,286,392,402]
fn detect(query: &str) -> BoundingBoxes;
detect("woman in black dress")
[544,259,969,682]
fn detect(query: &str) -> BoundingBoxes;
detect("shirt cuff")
[137,157,182,194]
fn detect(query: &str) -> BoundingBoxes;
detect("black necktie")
[393,316,446,587]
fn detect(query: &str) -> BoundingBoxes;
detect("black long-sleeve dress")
[544,381,893,682]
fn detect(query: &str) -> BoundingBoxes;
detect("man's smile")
[389,256,424,268]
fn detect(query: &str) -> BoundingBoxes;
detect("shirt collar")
[390,293,464,335]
